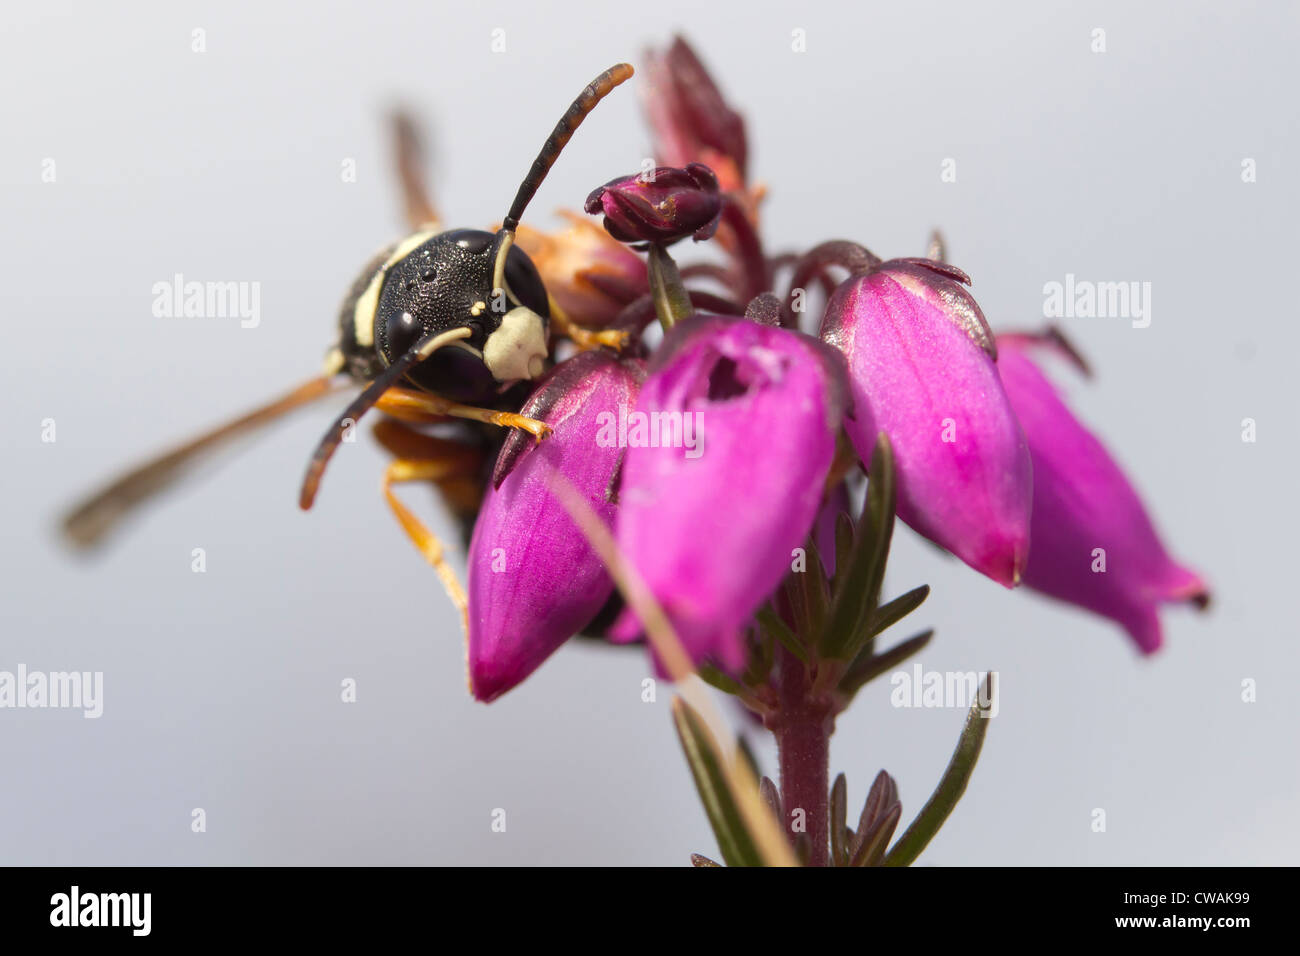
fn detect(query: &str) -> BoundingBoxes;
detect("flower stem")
[781,240,881,327]
[720,197,770,301]
[647,243,694,330]
[772,646,832,866]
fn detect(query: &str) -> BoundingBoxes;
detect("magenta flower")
[585,163,722,246]
[820,259,1032,587]
[996,333,1209,653]
[466,351,643,701]
[612,315,847,671]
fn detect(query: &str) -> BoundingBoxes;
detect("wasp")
[62,63,634,620]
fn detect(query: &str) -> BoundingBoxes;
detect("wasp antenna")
[299,327,472,510]
[501,62,634,235]
[491,63,633,298]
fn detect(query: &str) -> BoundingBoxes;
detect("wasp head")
[375,228,550,401]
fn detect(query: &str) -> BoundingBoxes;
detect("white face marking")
[321,347,346,376]
[352,229,439,348]
[483,307,548,381]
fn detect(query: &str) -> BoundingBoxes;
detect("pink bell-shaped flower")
[820,259,1033,587]
[996,332,1209,653]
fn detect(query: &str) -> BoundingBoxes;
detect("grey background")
[1,0,1295,865]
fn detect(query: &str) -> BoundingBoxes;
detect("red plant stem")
[720,197,770,301]
[773,646,833,866]
[780,240,881,327]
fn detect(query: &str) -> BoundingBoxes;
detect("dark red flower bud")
[584,163,722,246]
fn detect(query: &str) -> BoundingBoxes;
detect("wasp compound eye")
[445,228,493,255]
[501,245,549,318]
[382,309,423,361]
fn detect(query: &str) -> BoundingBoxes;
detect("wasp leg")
[372,417,486,572]
[391,110,440,231]
[547,297,629,351]
[374,387,552,442]
[370,419,484,521]
[372,420,482,630]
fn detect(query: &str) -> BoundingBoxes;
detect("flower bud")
[466,351,643,701]
[612,315,848,671]
[996,333,1208,653]
[820,259,1032,587]
[584,163,722,246]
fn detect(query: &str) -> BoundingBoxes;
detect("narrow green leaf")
[756,606,809,665]
[672,697,766,867]
[838,629,935,699]
[832,511,854,591]
[858,434,898,618]
[800,536,830,638]
[822,433,897,659]
[850,803,902,867]
[851,770,899,859]
[882,672,996,867]
[742,617,776,687]
[782,534,827,644]
[870,584,931,638]
[830,773,849,866]
[696,663,746,697]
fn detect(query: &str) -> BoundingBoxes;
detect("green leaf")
[850,770,899,861]
[756,606,809,666]
[870,584,931,638]
[858,434,897,616]
[850,802,901,867]
[672,697,766,867]
[838,629,934,699]
[830,773,849,866]
[822,433,897,660]
[832,511,854,592]
[882,672,996,867]
[696,663,746,697]
[742,617,776,687]
[781,535,828,644]
[800,536,831,637]
[857,772,898,832]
